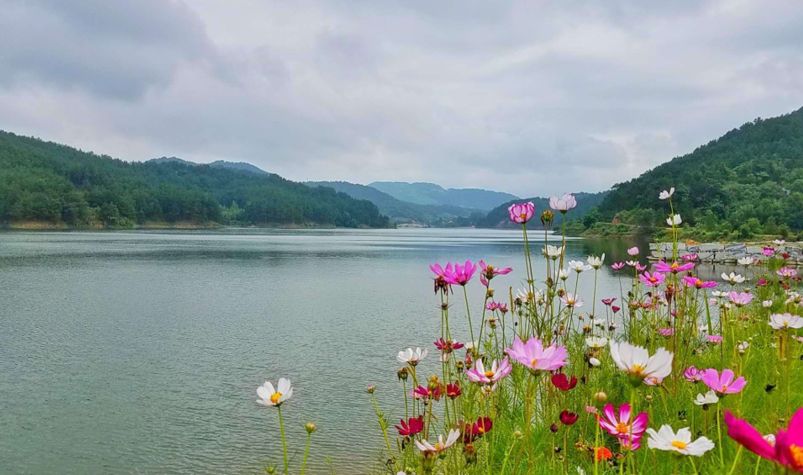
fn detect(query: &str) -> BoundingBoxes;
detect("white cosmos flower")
[415,429,461,454]
[397,347,427,365]
[586,336,608,349]
[658,187,675,200]
[785,291,801,305]
[568,260,591,273]
[543,245,564,259]
[769,313,803,330]
[737,257,754,266]
[721,272,746,284]
[773,239,785,245]
[587,254,605,269]
[609,341,673,385]
[558,269,569,281]
[647,425,714,456]
[666,214,682,226]
[762,300,773,308]
[694,390,719,406]
[257,378,293,407]
[561,293,584,308]
[589,357,601,367]
[737,341,749,354]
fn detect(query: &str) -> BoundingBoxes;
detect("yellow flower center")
[270,392,283,404]
[615,422,630,434]
[790,445,803,468]
[434,442,444,451]
[530,358,538,368]
[671,440,687,450]
[629,364,646,377]
[484,370,495,378]
[520,213,527,220]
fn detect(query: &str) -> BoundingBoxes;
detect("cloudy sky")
[2,0,802,197]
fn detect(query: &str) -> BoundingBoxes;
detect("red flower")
[601,297,616,306]
[446,382,462,399]
[395,416,424,437]
[594,446,613,461]
[611,305,621,313]
[464,416,493,442]
[551,373,578,391]
[412,384,443,401]
[434,338,465,353]
[559,410,579,426]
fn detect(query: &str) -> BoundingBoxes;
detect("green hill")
[306,181,483,226]
[477,192,608,229]
[0,131,388,228]
[595,107,803,239]
[369,181,518,211]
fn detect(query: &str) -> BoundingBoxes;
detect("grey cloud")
[1,0,802,197]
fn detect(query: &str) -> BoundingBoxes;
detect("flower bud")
[305,422,317,434]
[397,367,409,381]
[593,391,607,403]
[541,210,554,226]
[366,384,376,394]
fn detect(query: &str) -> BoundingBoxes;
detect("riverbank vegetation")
[258,190,801,474]
[0,131,388,229]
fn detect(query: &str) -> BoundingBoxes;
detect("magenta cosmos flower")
[683,366,702,382]
[701,368,747,395]
[549,193,577,212]
[448,260,477,286]
[728,291,754,307]
[725,408,803,472]
[479,259,512,287]
[639,271,666,287]
[598,403,649,450]
[611,262,625,271]
[505,337,567,372]
[682,276,717,289]
[654,260,695,274]
[508,202,535,224]
[627,246,640,256]
[466,357,512,385]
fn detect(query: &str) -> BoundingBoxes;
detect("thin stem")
[277,406,289,474]
[300,432,312,475]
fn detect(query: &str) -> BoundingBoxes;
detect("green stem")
[277,406,289,474]
[463,286,476,346]
[300,432,312,475]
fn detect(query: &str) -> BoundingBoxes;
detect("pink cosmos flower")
[654,260,695,274]
[478,259,512,286]
[465,358,512,385]
[724,408,803,472]
[635,263,647,272]
[598,403,649,450]
[706,335,723,345]
[486,301,508,312]
[508,202,535,224]
[777,267,798,278]
[549,193,577,212]
[412,384,443,401]
[658,327,674,337]
[611,262,625,271]
[684,366,702,382]
[701,368,747,395]
[681,253,699,262]
[506,336,568,372]
[627,246,640,256]
[639,271,666,287]
[446,260,476,286]
[682,276,718,289]
[762,246,776,257]
[728,291,754,307]
[601,297,617,306]
[430,262,454,280]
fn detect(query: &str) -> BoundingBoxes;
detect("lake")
[1,228,691,474]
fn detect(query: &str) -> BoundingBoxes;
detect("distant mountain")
[0,132,388,228]
[477,191,608,228]
[369,181,518,211]
[595,107,803,237]
[306,181,483,225]
[149,157,270,176]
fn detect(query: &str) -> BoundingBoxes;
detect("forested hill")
[0,131,388,228]
[595,107,803,237]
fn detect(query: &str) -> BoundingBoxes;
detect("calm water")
[1,229,666,474]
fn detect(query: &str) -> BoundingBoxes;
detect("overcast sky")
[2,0,802,197]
